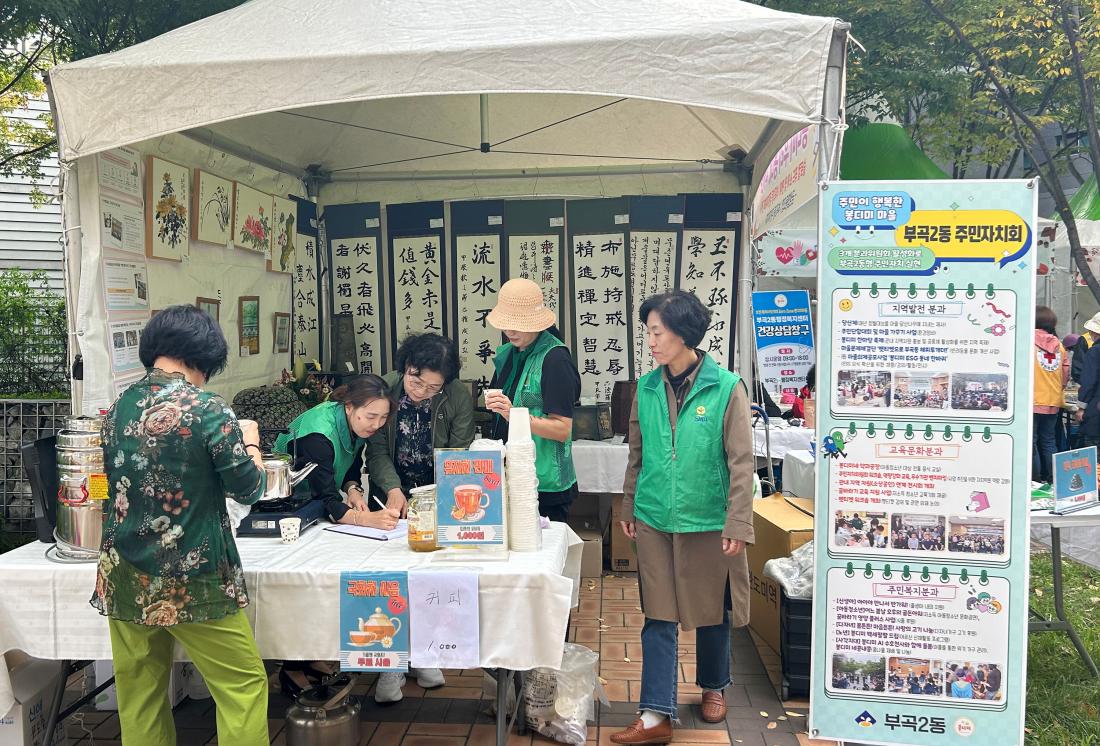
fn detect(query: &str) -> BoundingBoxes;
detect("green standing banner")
[811,180,1037,745]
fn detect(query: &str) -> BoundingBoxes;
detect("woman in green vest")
[273,374,400,696]
[610,291,755,746]
[484,278,581,521]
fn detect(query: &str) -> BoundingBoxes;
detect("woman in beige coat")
[611,291,754,745]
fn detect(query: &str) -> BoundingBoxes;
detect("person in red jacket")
[789,365,815,421]
[1034,306,1069,484]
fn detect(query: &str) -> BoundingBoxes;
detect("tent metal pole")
[328,162,728,182]
[820,22,851,180]
[480,94,490,152]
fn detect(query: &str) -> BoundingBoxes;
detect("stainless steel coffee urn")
[54,415,105,560]
[285,679,360,746]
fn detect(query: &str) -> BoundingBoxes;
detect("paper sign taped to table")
[338,571,410,672]
[408,570,480,669]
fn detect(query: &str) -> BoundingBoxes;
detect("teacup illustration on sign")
[350,607,402,648]
[451,484,490,522]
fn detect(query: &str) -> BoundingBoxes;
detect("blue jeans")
[638,611,731,719]
[1033,412,1059,484]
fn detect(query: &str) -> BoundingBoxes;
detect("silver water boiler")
[54,416,105,560]
[285,678,360,746]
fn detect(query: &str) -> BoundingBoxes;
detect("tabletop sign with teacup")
[434,449,506,546]
[338,570,410,672]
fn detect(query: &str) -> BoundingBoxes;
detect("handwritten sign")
[573,232,630,401]
[293,216,320,364]
[679,229,735,363]
[408,570,480,669]
[392,235,445,340]
[339,571,410,672]
[455,235,501,390]
[508,235,562,323]
[331,235,383,373]
[629,231,677,377]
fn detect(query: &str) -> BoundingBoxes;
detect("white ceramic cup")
[279,517,302,543]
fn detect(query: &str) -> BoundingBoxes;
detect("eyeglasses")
[405,371,444,395]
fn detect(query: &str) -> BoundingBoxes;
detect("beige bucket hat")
[1086,312,1100,335]
[487,278,556,332]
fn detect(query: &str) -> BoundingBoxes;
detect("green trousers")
[108,610,269,746]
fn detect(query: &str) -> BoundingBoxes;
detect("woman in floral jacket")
[91,305,269,746]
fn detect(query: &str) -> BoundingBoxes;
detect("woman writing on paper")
[484,278,582,522]
[91,305,270,745]
[611,291,754,745]
[273,375,399,696]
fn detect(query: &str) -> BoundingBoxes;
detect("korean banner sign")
[751,289,814,401]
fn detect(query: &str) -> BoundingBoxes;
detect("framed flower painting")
[193,170,233,246]
[233,183,272,254]
[268,195,297,273]
[145,156,190,261]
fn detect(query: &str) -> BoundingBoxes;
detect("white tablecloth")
[573,439,629,493]
[753,423,814,461]
[782,449,816,499]
[0,523,583,716]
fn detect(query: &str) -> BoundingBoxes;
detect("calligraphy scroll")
[291,197,321,365]
[451,200,505,391]
[504,199,566,330]
[628,196,683,378]
[679,194,743,366]
[387,202,447,348]
[325,201,385,373]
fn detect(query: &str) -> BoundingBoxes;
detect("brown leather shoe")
[700,690,726,723]
[609,717,673,744]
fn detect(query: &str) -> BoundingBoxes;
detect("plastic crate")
[779,589,812,700]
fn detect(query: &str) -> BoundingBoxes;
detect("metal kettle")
[260,454,318,501]
[285,677,360,746]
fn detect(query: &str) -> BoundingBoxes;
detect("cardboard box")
[0,659,64,746]
[609,495,638,572]
[567,492,613,534]
[575,528,604,578]
[93,660,188,711]
[748,495,814,653]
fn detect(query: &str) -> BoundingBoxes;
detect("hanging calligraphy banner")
[451,200,505,391]
[291,197,321,365]
[628,196,683,378]
[504,199,566,333]
[679,194,743,367]
[568,198,631,402]
[324,201,385,374]
[387,202,447,345]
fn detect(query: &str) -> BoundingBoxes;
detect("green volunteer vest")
[273,400,363,487]
[493,331,577,492]
[634,355,740,533]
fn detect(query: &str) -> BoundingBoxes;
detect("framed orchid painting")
[193,170,233,246]
[233,183,272,254]
[145,156,190,261]
[268,195,297,273]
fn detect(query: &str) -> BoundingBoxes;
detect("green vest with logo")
[273,401,363,486]
[493,332,577,493]
[634,355,740,533]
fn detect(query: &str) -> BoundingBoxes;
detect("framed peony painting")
[193,170,233,246]
[268,195,297,273]
[233,183,272,254]
[145,156,190,261]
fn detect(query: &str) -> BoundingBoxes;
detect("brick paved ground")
[59,574,834,745]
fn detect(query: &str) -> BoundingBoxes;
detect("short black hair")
[394,333,461,382]
[1036,305,1058,335]
[806,364,816,389]
[139,304,228,380]
[638,290,712,348]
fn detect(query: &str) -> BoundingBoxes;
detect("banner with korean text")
[811,180,1036,746]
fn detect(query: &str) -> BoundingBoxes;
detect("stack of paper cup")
[505,411,541,551]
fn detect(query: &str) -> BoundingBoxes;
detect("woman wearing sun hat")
[484,278,581,521]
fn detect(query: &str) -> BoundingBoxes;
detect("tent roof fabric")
[839,123,949,181]
[48,0,841,166]
[1069,174,1100,221]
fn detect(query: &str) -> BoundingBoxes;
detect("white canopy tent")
[46,0,848,412]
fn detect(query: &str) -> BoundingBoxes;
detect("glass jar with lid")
[407,484,439,552]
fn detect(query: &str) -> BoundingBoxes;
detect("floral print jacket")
[90,369,266,626]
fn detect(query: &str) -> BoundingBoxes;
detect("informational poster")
[755,228,818,277]
[107,319,146,375]
[97,146,141,199]
[338,571,410,672]
[811,180,1036,746]
[102,259,150,313]
[99,197,144,255]
[454,234,502,388]
[1053,447,1099,514]
[508,235,562,321]
[572,232,630,401]
[408,570,480,669]
[752,290,814,400]
[332,235,384,374]
[391,235,445,340]
[678,229,735,362]
[434,450,505,547]
[750,125,818,239]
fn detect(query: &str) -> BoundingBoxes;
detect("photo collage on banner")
[678,194,743,366]
[568,198,631,402]
[388,201,447,344]
[450,201,505,391]
[504,199,566,329]
[811,180,1036,746]
[628,196,683,378]
[325,201,385,374]
[291,197,321,364]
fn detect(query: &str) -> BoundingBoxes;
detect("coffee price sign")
[433,449,505,547]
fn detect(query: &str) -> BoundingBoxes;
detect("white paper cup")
[279,517,301,543]
[508,407,533,441]
[484,388,503,407]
